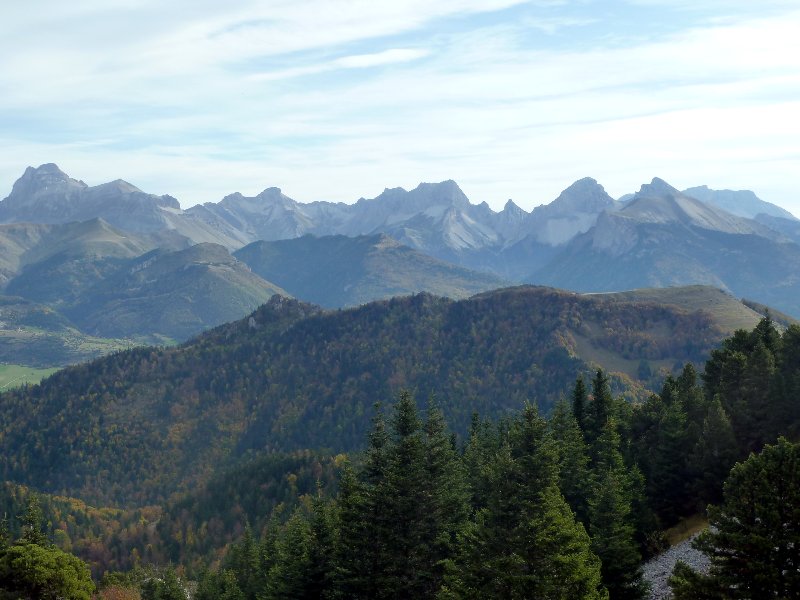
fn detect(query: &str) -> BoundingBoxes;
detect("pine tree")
[572,375,589,434]
[462,413,500,511]
[419,397,469,596]
[305,491,338,600]
[523,486,608,600]
[550,398,591,523]
[140,567,185,600]
[442,405,606,599]
[649,399,690,522]
[740,340,777,451]
[266,510,312,599]
[671,437,800,599]
[587,369,614,451]
[225,523,262,600]
[333,463,373,599]
[692,395,738,505]
[588,420,648,600]
[20,494,48,547]
[382,390,427,598]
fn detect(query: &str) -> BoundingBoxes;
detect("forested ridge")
[183,316,800,599]
[0,287,727,507]
[2,291,800,598]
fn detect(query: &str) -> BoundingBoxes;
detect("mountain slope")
[234,233,507,307]
[0,285,758,506]
[0,220,288,344]
[532,179,800,316]
[69,242,288,340]
[0,164,180,232]
[4,218,158,307]
[0,296,136,367]
[683,185,797,221]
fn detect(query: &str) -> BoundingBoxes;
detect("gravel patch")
[642,533,711,599]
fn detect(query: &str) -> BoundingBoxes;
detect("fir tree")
[305,491,338,600]
[419,397,469,596]
[333,463,375,599]
[442,405,606,599]
[572,375,589,433]
[20,494,48,547]
[692,395,738,505]
[550,398,591,524]
[266,510,312,600]
[587,369,614,451]
[588,420,648,600]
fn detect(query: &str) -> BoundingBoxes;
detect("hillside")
[0,296,140,367]
[0,224,287,344]
[234,233,507,307]
[533,180,800,316]
[588,286,772,333]
[0,285,752,507]
[67,242,287,340]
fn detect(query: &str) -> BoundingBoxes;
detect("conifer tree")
[0,515,9,551]
[649,400,690,522]
[140,567,184,600]
[20,494,48,546]
[334,404,394,598]
[305,491,338,600]
[588,420,648,600]
[419,397,469,596]
[550,398,591,523]
[572,375,588,433]
[442,404,606,599]
[692,395,738,505]
[671,437,800,599]
[462,413,500,511]
[587,369,614,452]
[333,463,374,599]
[381,390,427,598]
[226,523,262,599]
[776,324,800,429]
[266,510,312,599]
[740,340,777,451]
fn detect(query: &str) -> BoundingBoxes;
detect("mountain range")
[1,163,799,366]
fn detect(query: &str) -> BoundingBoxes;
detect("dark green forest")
[0,288,727,508]
[2,293,800,598]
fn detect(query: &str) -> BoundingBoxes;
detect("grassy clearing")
[0,363,59,390]
[590,285,764,333]
[664,514,709,546]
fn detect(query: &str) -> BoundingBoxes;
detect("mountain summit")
[0,163,180,232]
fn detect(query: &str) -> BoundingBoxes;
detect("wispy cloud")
[1,1,799,214]
[248,48,431,82]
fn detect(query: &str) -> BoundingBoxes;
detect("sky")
[1,0,799,214]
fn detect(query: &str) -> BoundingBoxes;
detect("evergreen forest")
[2,307,800,598]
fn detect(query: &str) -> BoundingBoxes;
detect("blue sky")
[1,0,799,214]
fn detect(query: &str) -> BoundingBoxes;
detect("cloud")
[1,1,799,216]
[248,48,431,82]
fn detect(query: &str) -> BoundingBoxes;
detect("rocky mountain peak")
[636,177,680,198]
[412,180,471,208]
[8,163,85,200]
[502,199,525,214]
[543,177,615,215]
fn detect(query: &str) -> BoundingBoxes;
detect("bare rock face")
[526,177,617,246]
[0,163,180,233]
